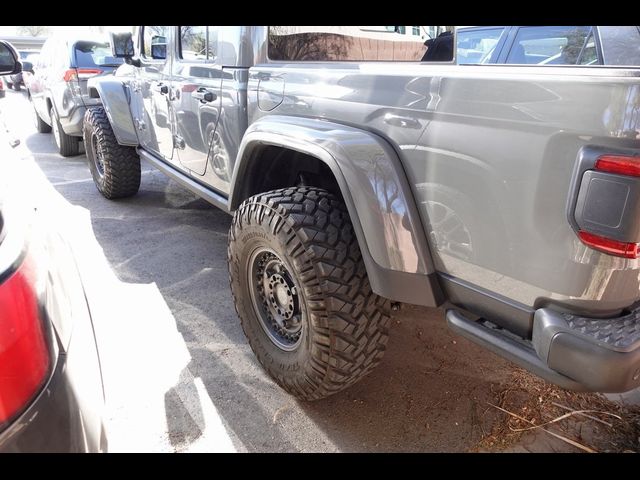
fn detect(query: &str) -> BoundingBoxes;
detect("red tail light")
[595,155,640,177]
[0,257,50,426]
[181,84,198,93]
[63,68,103,82]
[578,231,640,259]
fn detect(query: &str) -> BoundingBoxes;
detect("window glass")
[578,30,599,65]
[54,39,68,69]
[412,26,421,36]
[456,27,504,64]
[598,26,640,66]
[268,26,453,62]
[180,26,206,60]
[142,26,169,60]
[37,40,51,68]
[208,27,219,59]
[179,26,219,61]
[74,41,123,68]
[506,26,591,65]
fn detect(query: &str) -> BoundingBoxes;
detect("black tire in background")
[50,106,79,157]
[31,98,51,133]
[228,187,391,401]
[83,107,141,199]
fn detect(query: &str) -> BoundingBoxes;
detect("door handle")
[383,113,421,129]
[153,83,169,95]
[173,134,186,150]
[192,88,217,103]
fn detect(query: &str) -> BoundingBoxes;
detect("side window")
[180,26,207,60]
[578,29,599,65]
[179,26,219,61]
[506,26,591,65]
[208,27,219,60]
[37,41,50,68]
[597,26,640,66]
[54,40,68,69]
[456,27,505,64]
[142,26,169,60]
[268,26,454,62]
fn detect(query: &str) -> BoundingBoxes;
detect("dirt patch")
[474,367,640,453]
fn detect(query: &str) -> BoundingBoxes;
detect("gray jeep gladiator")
[84,26,640,400]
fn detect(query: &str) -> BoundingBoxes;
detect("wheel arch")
[86,77,139,146]
[229,116,444,307]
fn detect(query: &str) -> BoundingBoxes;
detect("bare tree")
[269,26,351,61]
[17,26,50,37]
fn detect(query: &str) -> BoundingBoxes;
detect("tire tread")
[228,187,390,400]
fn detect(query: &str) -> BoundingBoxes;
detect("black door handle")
[153,83,168,94]
[193,88,217,103]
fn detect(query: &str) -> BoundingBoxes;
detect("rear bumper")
[533,308,640,392]
[0,352,105,453]
[447,304,640,393]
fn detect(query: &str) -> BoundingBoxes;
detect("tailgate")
[72,40,123,107]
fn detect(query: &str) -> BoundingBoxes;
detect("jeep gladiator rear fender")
[229,116,444,307]
[87,77,138,146]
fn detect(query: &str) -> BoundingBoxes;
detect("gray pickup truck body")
[88,26,640,396]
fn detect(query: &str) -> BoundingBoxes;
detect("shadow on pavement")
[65,170,514,451]
[23,125,515,451]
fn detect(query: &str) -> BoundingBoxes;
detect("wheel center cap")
[267,273,294,320]
[275,283,289,306]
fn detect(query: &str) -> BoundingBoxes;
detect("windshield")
[74,40,123,68]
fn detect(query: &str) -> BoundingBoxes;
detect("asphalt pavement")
[0,88,594,452]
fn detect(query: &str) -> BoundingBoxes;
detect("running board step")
[446,309,585,391]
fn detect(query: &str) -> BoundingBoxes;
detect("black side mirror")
[22,61,33,73]
[150,36,167,60]
[0,40,21,75]
[110,31,134,58]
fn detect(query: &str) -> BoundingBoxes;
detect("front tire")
[228,187,390,400]
[83,107,141,199]
[50,106,79,157]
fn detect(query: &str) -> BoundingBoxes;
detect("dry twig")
[487,402,598,453]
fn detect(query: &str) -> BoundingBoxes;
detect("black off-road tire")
[31,99,51,133]
[228,187,391,400]
[51,106,79,157]
[83,107,141,199]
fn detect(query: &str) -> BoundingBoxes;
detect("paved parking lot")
[4,88,632,452]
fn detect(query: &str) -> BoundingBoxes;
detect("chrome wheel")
[247,248,303,351]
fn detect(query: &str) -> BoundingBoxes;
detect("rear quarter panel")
[249,61,640,316]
